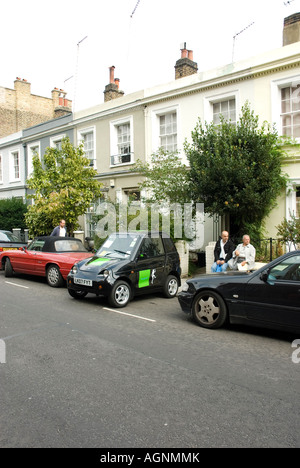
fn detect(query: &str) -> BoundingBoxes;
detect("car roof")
[31,236,86,252]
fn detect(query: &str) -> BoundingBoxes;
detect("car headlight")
[182,282,190,292]
[100,269,110,278]
[71,264,78,274]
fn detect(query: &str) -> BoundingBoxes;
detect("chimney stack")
[104,66,124,102]
[283,12,300,45]
[175,43,198,79]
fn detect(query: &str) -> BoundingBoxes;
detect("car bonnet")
[77,255,120,271]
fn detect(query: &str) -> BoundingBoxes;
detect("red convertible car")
[0,236,93,287]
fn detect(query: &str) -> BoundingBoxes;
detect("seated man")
[228,234,256,271]
[211,231,235,272]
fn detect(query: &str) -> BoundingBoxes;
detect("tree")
[184,102,289,238]
[133,148,191,206]
[25,137,103,237]
[0,198,27,231]
[132,149,192,240]
[276,213,300,251]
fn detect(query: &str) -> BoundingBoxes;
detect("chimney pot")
[109,66,115,84]
[188,50,193,60]
[181,48,188,58]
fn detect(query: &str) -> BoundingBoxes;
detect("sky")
[1,0,300,111]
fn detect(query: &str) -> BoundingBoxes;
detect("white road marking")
[103,307,156,322]
[5,281,29,289]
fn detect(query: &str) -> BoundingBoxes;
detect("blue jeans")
[211,262,229,273]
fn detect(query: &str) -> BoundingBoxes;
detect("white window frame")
[77,126,96,168]
[0,154,3,184]
[10,149,21,182]
[271,74,300,142]
[27,142,41,178]
[286,178,300,219]
[152,105,180,154]
[110,116,134,167]
[50,134,66,150]
[204,90,239,125]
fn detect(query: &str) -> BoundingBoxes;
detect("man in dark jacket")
[211,230,235,272]
[50,219,67,237]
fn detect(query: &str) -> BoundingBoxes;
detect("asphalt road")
[0,272,299,449]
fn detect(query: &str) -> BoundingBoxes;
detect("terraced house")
[0,12,299,246]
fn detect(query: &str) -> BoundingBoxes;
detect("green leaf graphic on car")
[138,269,151,288]
[90,257,111,264]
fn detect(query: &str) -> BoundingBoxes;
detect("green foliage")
[25,138,103,237]
[184,102,289,236]
[132,148,191,206]
[276,214,300,250]
[0,198,27,231]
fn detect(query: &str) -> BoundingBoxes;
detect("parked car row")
[1,230,300,334]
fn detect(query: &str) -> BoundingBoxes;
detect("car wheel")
[163,275,179,298]
[4,258,13,277]
[68,289,88,299]
[108,280,131,308]
[46,265,64,288]
[192,290,227,329]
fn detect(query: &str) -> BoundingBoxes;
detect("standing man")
[211,230,235,272]
[50,219,67,237]
[228,234,256,271]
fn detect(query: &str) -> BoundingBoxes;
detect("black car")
[67,231,181,307]
[0,230,27,252]
[178,250,300,334]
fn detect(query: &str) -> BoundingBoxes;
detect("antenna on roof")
[232,22,255,62]
[130,0,141,18]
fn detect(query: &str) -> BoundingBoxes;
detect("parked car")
[0,236,92,287]
[0,230,27,251]
[178,250,300,334]
[67,231,181,307]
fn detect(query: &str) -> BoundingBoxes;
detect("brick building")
[0,78,72,139]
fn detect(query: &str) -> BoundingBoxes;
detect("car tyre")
[4,258,13,277]
[163,275,179,298]
[46,265,64,288]
[192,290,227,329]
[108,280,131,308]
[68,289,88,299]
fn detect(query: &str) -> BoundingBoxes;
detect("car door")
[134,236,166,293]
[13,239,46,274]
[244,254,300,327]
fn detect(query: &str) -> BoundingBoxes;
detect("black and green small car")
[67,231,181,308]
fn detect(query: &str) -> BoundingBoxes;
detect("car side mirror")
[138,253,147,260]
[260,271,269,282]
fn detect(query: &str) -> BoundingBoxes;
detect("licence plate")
[74,278,92,287]
[2,247,18,251]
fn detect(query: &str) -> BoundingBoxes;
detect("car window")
[0,232,19,242]
[97,233,139,258]
[54,239,87,252]
[139,237,165,258]
[268,255,300,282]
[163,237,177,253]
[27,240,46,251]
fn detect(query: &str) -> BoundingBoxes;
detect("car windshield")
[0,231,20,242]
[97,233,140,258]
